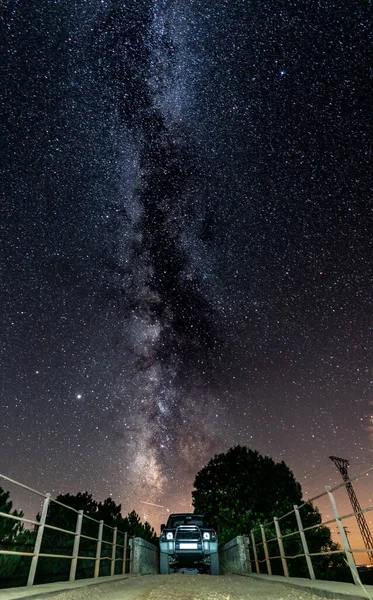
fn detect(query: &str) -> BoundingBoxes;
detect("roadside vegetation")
[192,445,352,583]
[0,488,156,588]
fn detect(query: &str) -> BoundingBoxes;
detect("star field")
[1,0,372,534]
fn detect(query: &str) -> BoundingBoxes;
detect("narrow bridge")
[1,472,373,600]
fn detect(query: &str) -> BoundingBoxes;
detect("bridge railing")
[0,473,134,587]
[249,465,373,588]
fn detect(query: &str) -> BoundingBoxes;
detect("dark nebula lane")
[87,1,226,505]
[1,0,372,528]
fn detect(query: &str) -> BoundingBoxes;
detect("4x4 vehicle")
[159,513,219,575]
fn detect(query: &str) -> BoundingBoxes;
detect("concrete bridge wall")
[133,535,252,576]
[219,536,251,575]
[133,537,159,574]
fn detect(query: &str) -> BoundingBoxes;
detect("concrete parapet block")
[133,538,160,574]
[219,536,251,575]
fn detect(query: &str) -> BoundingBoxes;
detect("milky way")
[1,0,372,529]
[87,0,228,505]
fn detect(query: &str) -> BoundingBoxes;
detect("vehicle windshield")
[167,515,209,528]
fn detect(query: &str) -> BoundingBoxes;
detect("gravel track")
[43,574,329,600]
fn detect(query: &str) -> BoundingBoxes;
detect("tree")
[0,488,24,541]
[0,487,35,588]
[193,446,302,543]
[39,492,157,543]
[192,446,350,581]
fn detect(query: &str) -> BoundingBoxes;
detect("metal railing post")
[250,530,260,573]
[69,509,83,582]
[326,486,362,586]
[260,523,272,575]
[294,505,315,580]
[94,520,104,578]
[27,493,51,586]
[273,517,289,577]
[110,527,117,576]
[130,536,135,573]
[122,532,128,574]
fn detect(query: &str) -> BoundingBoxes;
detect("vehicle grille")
[175,527,201,541]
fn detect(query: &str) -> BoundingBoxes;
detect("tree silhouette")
[34,492,157,583]
[192,446,351,581]
[0,487,35,588]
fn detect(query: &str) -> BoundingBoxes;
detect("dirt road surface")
[44,574,328,600]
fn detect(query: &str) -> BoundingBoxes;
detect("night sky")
[1,0,372,542]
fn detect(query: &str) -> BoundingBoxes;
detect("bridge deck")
[0,573,371,600]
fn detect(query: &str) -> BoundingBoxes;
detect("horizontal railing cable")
[79,534,100,542]
[0,474,46,498]
[0,511,39,526]
[44,524,76,535]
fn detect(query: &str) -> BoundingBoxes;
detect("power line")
[301,465,341,485]
[302,464,335,477]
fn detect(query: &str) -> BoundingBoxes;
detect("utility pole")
[330,455,373,565]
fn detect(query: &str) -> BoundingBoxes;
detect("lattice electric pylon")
[330,455,373,565]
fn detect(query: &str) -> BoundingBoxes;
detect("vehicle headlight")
[166,532,173,540]
[203,532,211,540]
